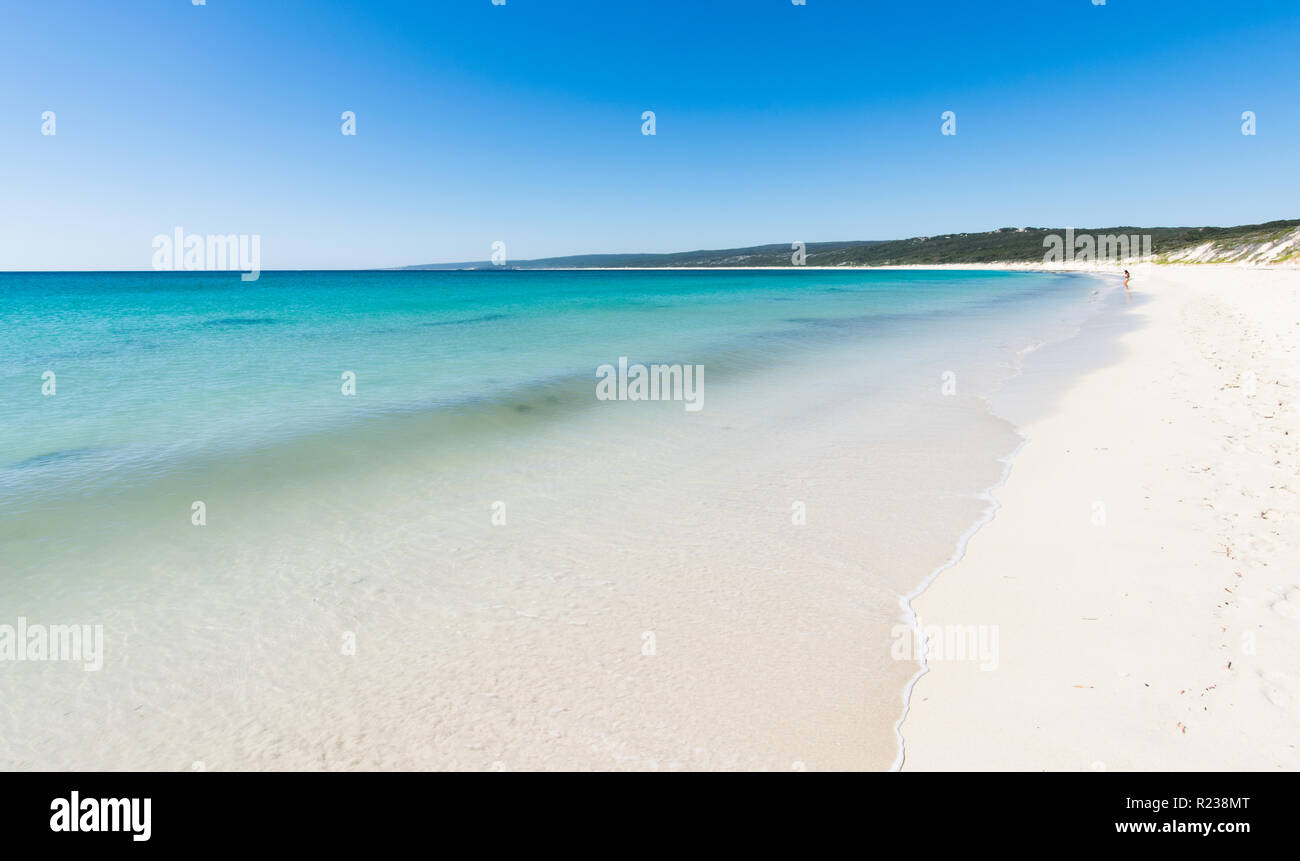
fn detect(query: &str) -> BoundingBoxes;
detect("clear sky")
[3,0,1298,269]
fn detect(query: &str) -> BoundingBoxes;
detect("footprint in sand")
[1248,535,1280,556]
[1259,670,1300,711]
[1267,588,1300,620]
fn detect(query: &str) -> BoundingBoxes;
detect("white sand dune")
[902,265,1300,771]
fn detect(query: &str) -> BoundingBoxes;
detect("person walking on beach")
[1124,269,1131,297]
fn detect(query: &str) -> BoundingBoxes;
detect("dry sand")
[901,265,1300,771]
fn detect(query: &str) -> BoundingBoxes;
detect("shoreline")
[899,264,1300,770]
[7,264,1291,769]
[3,268,1081,770]
[890,430,1030,771]
[890,271,1128,772]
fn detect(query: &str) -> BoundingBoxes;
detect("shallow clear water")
[2,269,1091,495]
[0,268,1117,769]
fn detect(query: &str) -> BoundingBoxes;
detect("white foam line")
[888,425,1026,772]
[889,272,1123,772]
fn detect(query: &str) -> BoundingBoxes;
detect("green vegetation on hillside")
[402,219,1300,269]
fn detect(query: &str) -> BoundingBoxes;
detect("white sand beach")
[902,264,1300,771]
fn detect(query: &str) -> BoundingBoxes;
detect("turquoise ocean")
[0,269,1124,769]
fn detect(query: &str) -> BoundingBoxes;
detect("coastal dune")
[902,265,1300,771]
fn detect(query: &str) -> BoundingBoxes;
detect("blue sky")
[2,0,1298,269]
